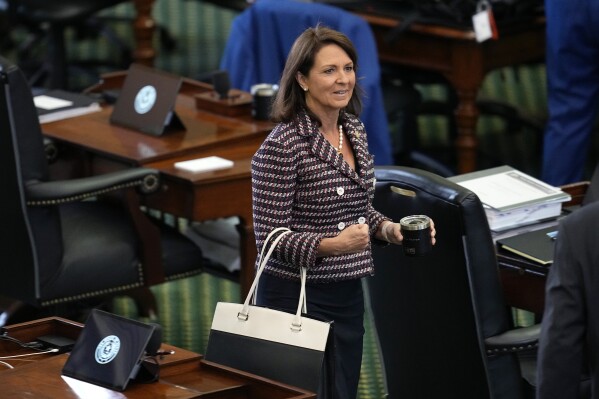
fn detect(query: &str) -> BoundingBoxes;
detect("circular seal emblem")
[134,85,157,114]
[95,335,121,365]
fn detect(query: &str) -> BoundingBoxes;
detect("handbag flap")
[211,302,331,351]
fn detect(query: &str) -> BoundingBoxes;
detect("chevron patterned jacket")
[251,109,390,283]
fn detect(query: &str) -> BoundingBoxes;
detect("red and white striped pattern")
[251,110,389,283]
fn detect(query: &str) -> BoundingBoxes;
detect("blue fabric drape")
[220,0,393,165]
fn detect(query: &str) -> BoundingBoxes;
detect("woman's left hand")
[381,219,436,246]
[429,218,436,246]
[382,222,402,245]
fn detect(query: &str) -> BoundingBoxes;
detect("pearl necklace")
[336,125,344,154]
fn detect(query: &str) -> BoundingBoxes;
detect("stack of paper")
[34,90,101,124]
[449,165,571,231]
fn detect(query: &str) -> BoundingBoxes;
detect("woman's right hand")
[317,223,370,257]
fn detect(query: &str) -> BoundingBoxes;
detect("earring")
[302,86,308,92]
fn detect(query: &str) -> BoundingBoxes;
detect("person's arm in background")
[537,219,586,399]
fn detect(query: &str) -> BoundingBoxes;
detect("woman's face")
[297,44,355,118]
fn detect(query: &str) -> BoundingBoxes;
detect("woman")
[251,25,435,398]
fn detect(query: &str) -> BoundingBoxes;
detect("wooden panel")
[0,318,315,398]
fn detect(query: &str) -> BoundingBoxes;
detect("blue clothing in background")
[220,0,394,165]
[542,0,599,186]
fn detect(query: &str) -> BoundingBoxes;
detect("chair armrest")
[560,181,590,208]
[484,324,541,355]
[25,168,160,205]
[43,137,58,164]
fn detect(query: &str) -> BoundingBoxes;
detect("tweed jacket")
[251,109,390,283]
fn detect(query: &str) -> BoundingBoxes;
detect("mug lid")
[251,83,279,95]
[399,215,430,230]
[255,88,276,96]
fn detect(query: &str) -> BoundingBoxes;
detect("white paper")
[182,217,240,273]
[457,170,562,210]
[174,156,234,173]
[472,10,493,43]
[485,202,562,231]
[38,103,101,124]
[34,95,73,110]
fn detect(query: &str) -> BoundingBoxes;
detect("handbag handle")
[240,227,290,314]
[238,227,308,331]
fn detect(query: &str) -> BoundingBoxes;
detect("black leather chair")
[382,64,545,176]
[7,0,131,90]
[367,166,539,399]
[0,57,209,325]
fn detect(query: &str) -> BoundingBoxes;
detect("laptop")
[110,63,185,136]
[62,309,158,392]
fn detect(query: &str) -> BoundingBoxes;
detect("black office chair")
[367,165,540,399]
[6,0,132,90]
[382,63,546,177]
[0,57,211,325]
[382,67,457,177]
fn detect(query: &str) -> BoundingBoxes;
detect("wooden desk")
[496,181,590,315]
[43,74,274,297]
[0,317,314,398]
[359,13,546,173]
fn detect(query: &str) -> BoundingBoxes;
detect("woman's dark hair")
[270,24,363,124]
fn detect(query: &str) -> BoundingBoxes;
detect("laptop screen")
[62,309,156,391]
[109,63,184,136]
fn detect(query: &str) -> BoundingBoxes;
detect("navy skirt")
[256,272,365,399]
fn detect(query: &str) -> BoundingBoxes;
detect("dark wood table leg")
[237,219,256,299]
[453,87,481,174]
[132,0,156,66]
[446,44,484,174]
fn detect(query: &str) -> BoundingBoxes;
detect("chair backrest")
[219,0,393,165]
[0,56,63,303]
[368,166,524,399]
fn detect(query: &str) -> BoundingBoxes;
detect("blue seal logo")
[134,85,157,114]
[95,335,121,364]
